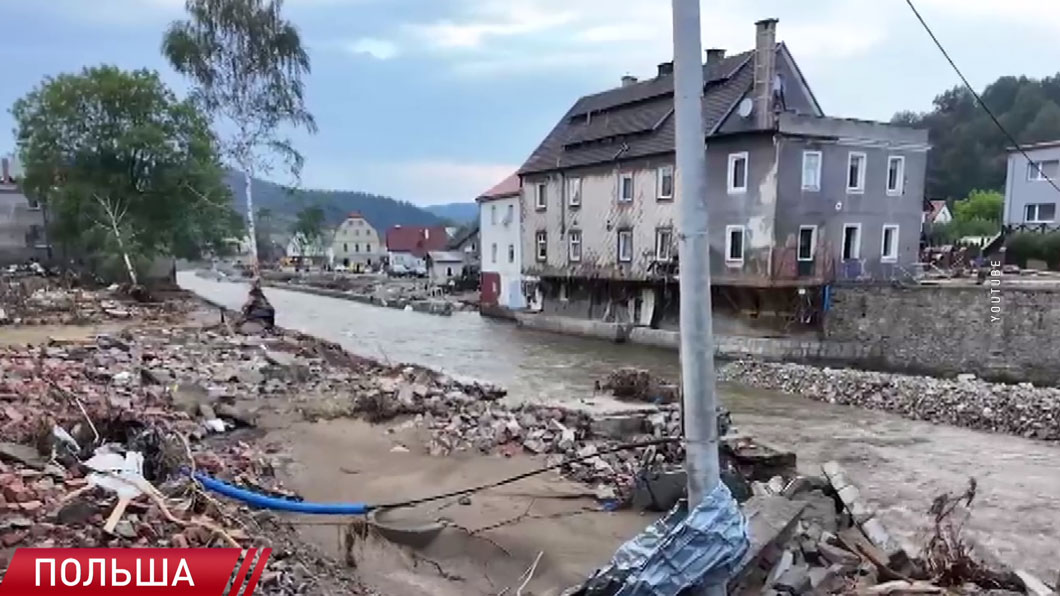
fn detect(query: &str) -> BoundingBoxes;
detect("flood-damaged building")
[516,18,928,335]
[0,154,49,265]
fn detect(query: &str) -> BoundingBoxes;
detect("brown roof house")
[516,18,929,336]
[385,225,449,271]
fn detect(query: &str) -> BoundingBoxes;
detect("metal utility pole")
[674,3,726,593]
[672,0,723,546]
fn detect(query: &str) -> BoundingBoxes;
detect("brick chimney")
[621,75,638,87]
[705,48,726,65]
[753,18,779,130]
[657,61,673,77]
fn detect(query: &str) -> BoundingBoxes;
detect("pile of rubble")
[0,303,429,593]
[719,361,1060,441]
[597,367,680,404]
[725,462,1053,596]
[0,275,174,326]
[389,392,748,505]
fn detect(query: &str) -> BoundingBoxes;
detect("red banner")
[0,548,271,595]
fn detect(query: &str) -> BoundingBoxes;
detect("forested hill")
[893,73,1060,200]
[224,171,444,232]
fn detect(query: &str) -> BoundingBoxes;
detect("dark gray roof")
[519,50,758,175]
[447,222,479,250]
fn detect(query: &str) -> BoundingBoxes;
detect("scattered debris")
[719,361,1060,441]
[597,367,680,404]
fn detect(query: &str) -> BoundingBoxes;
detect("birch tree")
[162,0,317,276]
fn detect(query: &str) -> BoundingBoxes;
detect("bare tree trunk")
[243,168,259,279]
[94,194,138,286]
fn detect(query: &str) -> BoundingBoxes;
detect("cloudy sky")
[3,0,1060,205]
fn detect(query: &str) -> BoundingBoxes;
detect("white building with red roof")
[477,173,525,311]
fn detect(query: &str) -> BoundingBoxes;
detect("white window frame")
[505,203,514,225]
[617,229,633,262]
[846,152,866,194]
[727,152,748,194]
[507,244,515,263]
[535,231,547,261]
[491,242,498,264]
[490,204,497,225]
[568,229,582,262]
[655,227,673,261]
[656,165,674,200]
[880,224,899,262]
[797,225,817,262]
[841,223,862,260]
[801,151,821,192]
[1025,203,1057,223]
[568,177,582,207]
[618,172,634,203]
[535,182,547,210]
[1028,160,1060,181]
[725,225,745,264]
[886,156,905,196]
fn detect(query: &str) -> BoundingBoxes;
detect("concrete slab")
[727,496,807,593]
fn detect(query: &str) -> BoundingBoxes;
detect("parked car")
[388,264,409,277]
[334,264,349,273]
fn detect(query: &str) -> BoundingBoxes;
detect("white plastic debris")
[83,451,146,500]
[107,284,120,291]
[203,418,226,433]
[51,425,80,452]
[113,371,133,385]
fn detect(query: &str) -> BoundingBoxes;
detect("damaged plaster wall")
[521,156,678,282]
[704,134,778,284]
[774,118,927,283]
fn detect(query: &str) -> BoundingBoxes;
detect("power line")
[904,0,1060,198]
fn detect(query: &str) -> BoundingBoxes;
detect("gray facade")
[772,114,928,282]
[1003,141,1060,227]
[0,157,48,264]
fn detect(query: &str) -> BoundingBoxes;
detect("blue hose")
[194,472,372,515]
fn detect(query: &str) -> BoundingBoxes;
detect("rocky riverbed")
[718,361,1060,442]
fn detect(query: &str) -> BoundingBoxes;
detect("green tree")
[893,75,1060,199]
[952,189,1003,224]
[290,204,325,256]
[12,66,241,284]
[162,0,316,275]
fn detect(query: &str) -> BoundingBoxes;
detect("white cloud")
[407,1,577,50]
[917,0,1060,32]
[387,0,896,79]
[344,37,399,60]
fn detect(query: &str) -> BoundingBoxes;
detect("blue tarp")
[577,482,748,596]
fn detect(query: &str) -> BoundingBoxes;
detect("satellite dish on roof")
[737,98,753,118]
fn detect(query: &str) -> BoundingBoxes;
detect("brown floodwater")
[178,271,1060,580]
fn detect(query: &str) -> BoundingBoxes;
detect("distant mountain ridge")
[425,202,478,224]
[224,171,444,234]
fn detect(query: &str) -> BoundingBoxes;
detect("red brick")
[0,531,27,547]
[18,500,43,512]
[30,523,55,538]
[171,534,189,549]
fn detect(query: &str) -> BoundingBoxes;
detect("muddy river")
[178,271,1060,580]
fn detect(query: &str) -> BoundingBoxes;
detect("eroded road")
[179,271,1060,579]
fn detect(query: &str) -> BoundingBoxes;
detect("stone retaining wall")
[825,283,1060,385]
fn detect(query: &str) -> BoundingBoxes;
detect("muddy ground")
[5,283,1059,594]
